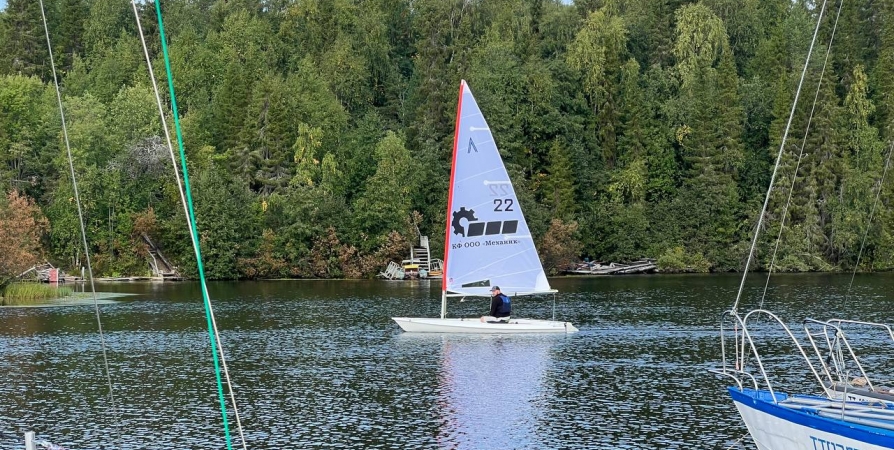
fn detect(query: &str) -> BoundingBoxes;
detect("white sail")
[442,80,552,297]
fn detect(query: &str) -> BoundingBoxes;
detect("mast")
[441,80,465,319]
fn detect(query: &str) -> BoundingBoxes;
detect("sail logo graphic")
[467,138,479,154]
[451,207,518,237]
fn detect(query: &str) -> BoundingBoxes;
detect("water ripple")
[0,274,891,449]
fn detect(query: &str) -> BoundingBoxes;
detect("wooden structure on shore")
[565,259,657,275]
[142,233,182,280]
[15,234,182,284]
[379,235,443,281]
[17,262,84,283]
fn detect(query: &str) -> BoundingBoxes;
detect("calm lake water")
[0,273,892,449]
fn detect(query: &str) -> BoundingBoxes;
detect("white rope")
[732,0,829,312]
[38,0,116,409]
[759,0,844,310]
[129,3,248,448]
[723,432,752,450]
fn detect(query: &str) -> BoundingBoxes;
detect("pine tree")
[56,0,88,72]
[621,0,687,67]
[671,4,745,269]
[872,0,894,138]
[542,140,576,218]
[567,8,626,168]
[351,131,421,250]
[0,0,49,79]
[828,65,885,267]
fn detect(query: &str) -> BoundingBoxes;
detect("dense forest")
[1,0,893,282]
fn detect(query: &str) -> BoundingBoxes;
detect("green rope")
[153,2,233,448]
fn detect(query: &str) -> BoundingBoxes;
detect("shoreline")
[85,270,894,283]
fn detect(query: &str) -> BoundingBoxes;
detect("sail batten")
[443,80,551,297]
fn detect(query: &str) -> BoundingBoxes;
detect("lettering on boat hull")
[810,436,861,450]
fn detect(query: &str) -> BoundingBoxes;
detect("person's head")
[490,286,501,295]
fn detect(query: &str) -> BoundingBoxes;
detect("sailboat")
[715,312,894,449]
[711,1,894,448]
[392,80,578,334]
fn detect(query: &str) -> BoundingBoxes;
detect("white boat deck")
[779,395,894,431]
[392,317,578,334]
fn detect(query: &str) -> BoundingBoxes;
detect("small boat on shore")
[565,259,657,275]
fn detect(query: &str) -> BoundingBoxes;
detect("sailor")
[480,286,511,323]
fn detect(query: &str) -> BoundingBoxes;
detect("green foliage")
[0,75,53,193]
[608,158,646,204]
[188,163,260,279]
[656,246,711,273]
[3,0,894,280]
[59,92,111,168]
[567,7,627,168]
[290,122,320,179]
[106,84,162,151]
[351,131,421,250]
[673,4,730,89]
[55,0,88,72]
[0,0,49,79]
[567,9,626,103]
[542,140,577,217]
[64,33,143,103]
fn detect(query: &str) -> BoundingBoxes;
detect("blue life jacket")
[497,294,511,315]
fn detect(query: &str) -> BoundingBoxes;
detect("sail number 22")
[487,182,514,212]
[493,199,514,212]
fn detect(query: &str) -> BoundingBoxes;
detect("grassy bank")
[0,283,73,306]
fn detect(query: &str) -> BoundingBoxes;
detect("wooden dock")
[96,276,183,282]
[18,263,182,283]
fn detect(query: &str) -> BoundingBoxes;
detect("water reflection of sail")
[436,336,551,449]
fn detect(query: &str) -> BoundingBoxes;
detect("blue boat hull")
[729,387,894,450]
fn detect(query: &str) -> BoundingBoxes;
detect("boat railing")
[803,319,872,394]
[707,368,759,392]
[807,318,894,396]
[825,319,894,342]
[716,309,827,404]
[717,309,778,399]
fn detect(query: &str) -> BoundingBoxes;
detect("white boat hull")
[730,388,894,450]
[392,317,578,333]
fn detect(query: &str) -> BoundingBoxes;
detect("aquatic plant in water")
[0,283,73,305]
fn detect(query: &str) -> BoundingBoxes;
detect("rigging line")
[759,0,844,311]
[723,432,752,450]
[732,0,829,313]
[131,3,247,449]
[38,0,116,410]
[843,140,894,309]
[129,3,193,250]
[149,1,240,449]
[129,4,247,449]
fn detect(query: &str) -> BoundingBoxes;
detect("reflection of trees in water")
[436,336,553,449]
